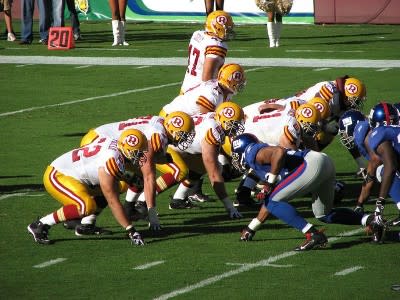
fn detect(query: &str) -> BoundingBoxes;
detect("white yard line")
[133,260,165,270]
[0,82,181,118]
[33,258,67,268]
[0,192,44,200]
[0,66,266,118]
[154,228,365,300]
[334,266,364,276]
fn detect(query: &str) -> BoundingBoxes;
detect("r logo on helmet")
[345,83,359,95]
[232,71,243,82]
[171,116,184,129]
[223,107,235,118]
[216,15,227,25]
[300,107,314,118]
[125,134,139,147]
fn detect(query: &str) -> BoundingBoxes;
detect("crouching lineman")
[231,133,383,250]
[76,111,195,232]
[155,102,244,218]
[27,129,148,246]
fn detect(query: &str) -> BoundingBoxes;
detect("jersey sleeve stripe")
[106,158,123,179]
[205,129,219,145]
[151,133,162,153]
[320,86,333,101]
[205,46,227,57]
[196,96,216,111]
[284,126,295,144]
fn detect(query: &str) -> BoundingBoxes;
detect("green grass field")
[1,21,400,300]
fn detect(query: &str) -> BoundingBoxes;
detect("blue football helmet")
[231,133,258,171]
[394,103,400,115]
[338,110,366,149]
[368,102,400,128]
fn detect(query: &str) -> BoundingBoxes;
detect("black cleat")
[188,193,211,203]
[27,220,52,245]
[169,198,197,209]
[294,230,328,251]
[75,224,112,236]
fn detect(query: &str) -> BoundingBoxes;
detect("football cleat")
[353,205,364,215]
[169,198,198,209]
[63,219,82,230]
[75,224,112,236]
[27,220,53,245]
[294,230,328,251]
[188,193,210,203]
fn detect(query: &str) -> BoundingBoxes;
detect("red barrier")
[314,0,400,24]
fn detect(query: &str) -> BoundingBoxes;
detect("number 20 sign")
[48,27,75,50]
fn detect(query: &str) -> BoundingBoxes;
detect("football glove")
[256,182,274,201]
[127,227,145,246]
[240,227,256,241]
[228,207,242,219]
[148,207,162,231]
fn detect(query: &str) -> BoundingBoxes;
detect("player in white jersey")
[27,129,148,246]
[76,112,195,231]
[157,102,244,218]
[244,98,303,149]
[180,10,234,94]
[162,63,246,116]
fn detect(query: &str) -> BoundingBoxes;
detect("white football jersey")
[244,104,301,147]
[295,80,341,118]
[174,112,225,155]
[243,98,305,120]
[181,30,228,94]
[51,137,125,186]
[95,116,168,153]
[163,80,230,116]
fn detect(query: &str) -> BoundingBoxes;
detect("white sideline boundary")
[154,228,365,300]
[1,56,400,68]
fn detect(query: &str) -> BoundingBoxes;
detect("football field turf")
[0,21,400,299]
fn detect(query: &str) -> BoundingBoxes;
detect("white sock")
[40,214,56,226]
[81,214,96,225]
[173,183,191,200]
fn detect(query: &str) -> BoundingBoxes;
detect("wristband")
[125,224,133,231]
[248,218,262,231]
[265,173,277,184]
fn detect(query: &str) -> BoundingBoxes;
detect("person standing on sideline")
[20,0,47,44]
[204,0,224,16]
[255,0,293,47]
[109,0,129,46]
[65,0,81,41]
[1,0,16,41]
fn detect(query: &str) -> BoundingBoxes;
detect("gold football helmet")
[308,97,331,120]
[344,77,366,110]
[218,64,246,95]
[118,129,148,167]
[164,111,195,151]
[205,10,234,41]
[215,101,245,137]
[295,103,322,137]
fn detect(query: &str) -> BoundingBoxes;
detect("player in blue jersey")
[231,133,378,250]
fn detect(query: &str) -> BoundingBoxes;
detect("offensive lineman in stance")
[27,129,148,246]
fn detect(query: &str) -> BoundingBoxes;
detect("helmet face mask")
[295,104,322,138]
[164,111,195,151]
[338,110,366,150]
[344,78,366,110]
[368,102,400,128]
[231,133,258,171]
[117,129,148,167]
[205,10,235,41]
[218,64,246,95]
[215,102,245,138]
